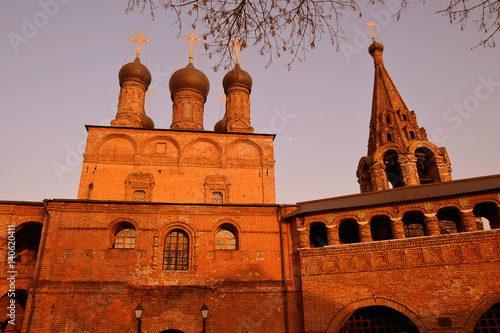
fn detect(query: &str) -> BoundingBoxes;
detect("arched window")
[409,131,415,139]
[386,116,391,124]
[87,183,93,200]
[212,191,224,204]
[386,133,392,142]
[403,114,408,121]
[437,208,461,234]
[474,302,500,332]
[163,230,189,270]
[113,224,136,249]
[215,227,237,250]
[133,190,146,202]
[342,306,419,332]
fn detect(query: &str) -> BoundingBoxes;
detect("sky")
[0,1,499,205]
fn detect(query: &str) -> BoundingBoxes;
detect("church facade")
[1,34,499,333]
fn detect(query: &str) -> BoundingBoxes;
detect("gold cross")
[228,38,242,64]
[366,21,377,41]
[183,31,201,63]
[218,94,226,100]
[130,32,150,58]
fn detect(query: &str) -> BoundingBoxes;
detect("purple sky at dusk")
[1,1,499,204]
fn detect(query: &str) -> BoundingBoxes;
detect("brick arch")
[225,139,263,160]
[372,143,405,162]
[212,219,242,235]
[366,211,394,222]
[326,296,426,333]
[141,135,181,156]
[407,140,442,156]
[398,205,428,216]
[14,221,44,233]
[0,284,31,298]
[98,134,137,155]
[463,291,500,331]
[183,138,222,159]
[156,220,197,242]
[356,156,372,177]
[304,217,328,228]
[337,215,360,225]
[471,198,500,209]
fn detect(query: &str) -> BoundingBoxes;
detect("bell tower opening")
[415,147,439,184]
[383,150,403,188]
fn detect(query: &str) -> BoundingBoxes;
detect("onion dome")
[169,62,210,98]
[368,41,384,56]
[143,114,155,129]
[118,56,152,88]
[214,117,226,132]
[223,63,252,92]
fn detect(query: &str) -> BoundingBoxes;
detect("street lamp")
[200,303,209,333]
[135,303,144,333]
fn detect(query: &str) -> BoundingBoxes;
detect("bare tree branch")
[125,0,499,68]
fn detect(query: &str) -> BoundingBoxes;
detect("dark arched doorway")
[474,302,500,332]
[341,306,419,332]
[160,330,184,333]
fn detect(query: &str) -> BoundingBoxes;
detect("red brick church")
[1,32,499,332]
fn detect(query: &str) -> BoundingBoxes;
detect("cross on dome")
[183,31,201,63]
[229,38,242,64]
[366,21,377,41]
[129,31,151,58]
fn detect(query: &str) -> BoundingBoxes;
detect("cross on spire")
[366,21,377,41]
[183,31,201,63]
[129,32,150,58]
[229,38,242,64]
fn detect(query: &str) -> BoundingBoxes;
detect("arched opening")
[386,133,392,142]
[383,150,403,189]
[473,202,500,229]
[370,216,393,241]
[112,222,136,249]
[160,330,185,333]
[215,224,237,250]
[415,147,439,184]
[358,163,372,192]
[341,306,419,332]
[403,211,425,238]
[15,223,43,262]
[409,130,415,139]
[437,207,461,234]
[474,302,500,332]
[309,223,328,248]
[0,290,28,332]
[87,183,93,200]
[339,219,360,244]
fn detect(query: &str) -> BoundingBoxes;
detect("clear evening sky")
[1,1,499,204]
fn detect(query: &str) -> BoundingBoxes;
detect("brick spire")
[356,39,452,192]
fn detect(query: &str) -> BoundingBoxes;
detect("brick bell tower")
[356,25,452,192]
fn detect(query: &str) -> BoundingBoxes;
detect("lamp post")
[135,303,144,333]
[200,303,209,333]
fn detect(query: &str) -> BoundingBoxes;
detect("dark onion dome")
[143,114,155,129]
[222,63,252,92]
[169,62,210,98]
[368,41,384,56]
[118,56,152,88]
[213,117,226,132]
